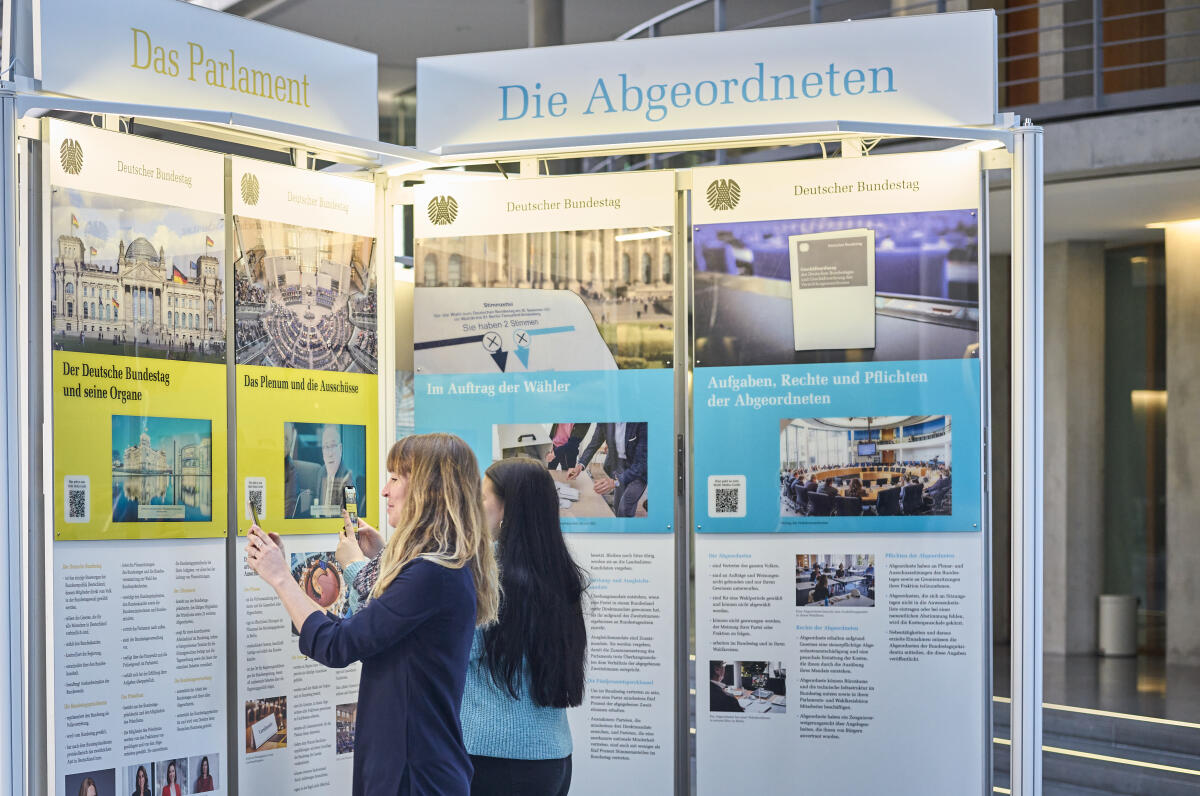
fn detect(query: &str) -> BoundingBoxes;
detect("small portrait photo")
[492,422,648,519]
[246,696,288,753]
[707,660,787,715]
[111,415,213,523]
[779,416,952,517]
[336,702,358,756]
[187,753,219,793]
[153,758,188,795]
[796,554,876,608]
[284,421,367,520]
[65,769,115,796]
[124,762,154,796]
[290,552,350,632]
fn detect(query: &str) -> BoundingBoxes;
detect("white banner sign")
[231,157,375,237]
[417,12,997,155]
[691,150,983,224]
[39,0,378,139]
[48,120,223,214]
[413,171,675,238]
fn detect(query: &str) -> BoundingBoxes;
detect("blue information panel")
[411,171,679,796]
[690,152,990,796]
[695,358,980,533]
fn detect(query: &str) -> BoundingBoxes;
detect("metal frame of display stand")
[1,81,1044,796]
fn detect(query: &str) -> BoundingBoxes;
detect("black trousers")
[469,754,572,796]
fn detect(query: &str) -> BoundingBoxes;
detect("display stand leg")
[1009,124,1045,796]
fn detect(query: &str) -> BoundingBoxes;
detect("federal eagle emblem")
[706,178,741,211]
[240,173,261,206]
[427,195,458,226]
[60,139,84,175]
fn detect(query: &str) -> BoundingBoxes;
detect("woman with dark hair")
[465,456,588,796]
[130,765,150,796]
[194,756,214,792]
[808,574,831,605]
[160,761,180,796]
[78,777,98,796]
[246,433,500,796]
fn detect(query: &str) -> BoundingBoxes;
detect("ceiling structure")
[193,0,816,99]
[190,0,1189,252]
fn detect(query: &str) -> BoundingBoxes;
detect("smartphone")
[343,485,358,529]
[250,498,261,529]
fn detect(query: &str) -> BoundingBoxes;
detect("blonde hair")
[372,433,499,626]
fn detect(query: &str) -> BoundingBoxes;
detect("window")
[423,254,439,286]
[448,255,463,287]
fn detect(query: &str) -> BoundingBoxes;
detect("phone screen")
[343,485,358,526]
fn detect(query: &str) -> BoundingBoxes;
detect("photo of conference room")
[492,422,648,519]
[796,554,876,607]
[780,416,952,517]
[708,660,787,714]
[693,209,979,366]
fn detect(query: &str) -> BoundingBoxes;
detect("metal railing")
[616,0,1200,121]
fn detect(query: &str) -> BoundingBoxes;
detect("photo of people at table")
[780,416,952,517]
[492,422,648,518]
[796,554,875,607]
[708,660,787,714]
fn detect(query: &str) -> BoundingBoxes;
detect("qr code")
[708,475,746,518]
[714,488,739,514]
[246,477,266,522]
[64,475,89,523]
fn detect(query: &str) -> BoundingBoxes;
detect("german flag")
[171,266,189,284]
[205,235,215,247]
[71,214,79,228]
[112,297,119,310]
[89,246,98,256]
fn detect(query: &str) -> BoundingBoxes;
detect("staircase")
[993,699,1200,795]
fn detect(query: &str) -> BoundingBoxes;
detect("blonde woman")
[247,433,499,796]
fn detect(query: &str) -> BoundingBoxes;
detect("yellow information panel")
[48,120,229,541]
[235,366,378,534]
[52,354,228,540]
[230,157,379,536]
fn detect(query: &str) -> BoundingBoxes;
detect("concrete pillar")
[1165,222,1200,665]
[1042,241,1106,655]
[529,0,563,47]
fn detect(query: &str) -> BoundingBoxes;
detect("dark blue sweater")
[300,557,477,796]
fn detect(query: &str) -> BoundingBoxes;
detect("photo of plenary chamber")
[492,422,648,519]
[336,703,357,756]
[796,554,875,607]
[780,416,952,517]
[111,415,212,523]
[233,217,377,373]
[284,422,367,520]
[245,696,287,753]
[708,660,787,714]
[693,209,979,366]
[51,188,226,363]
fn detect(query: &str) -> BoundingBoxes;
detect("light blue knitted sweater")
[343,560,572,760]
[460,627,573,760]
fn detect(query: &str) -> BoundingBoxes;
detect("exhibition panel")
[413,171,678,795]
[691,151,990,794]
[45,120,230,795]
[229,158,378,795]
